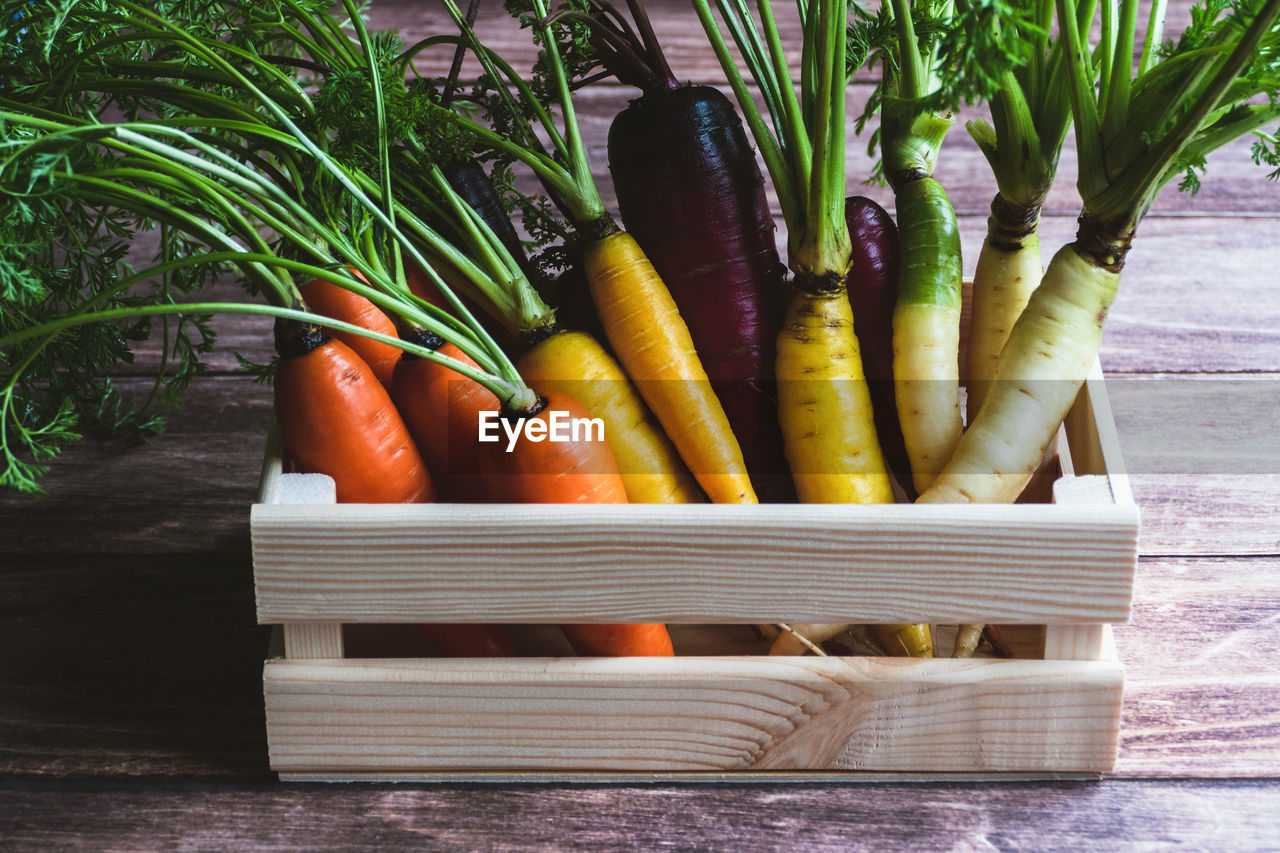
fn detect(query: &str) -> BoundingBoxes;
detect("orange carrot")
[298,276,402,388]
[276,321,518,655]
[479,391,673,656]
[561,623,674,657]
[390,334,497,503]
[273,320,435,504]
[478,390,629,505]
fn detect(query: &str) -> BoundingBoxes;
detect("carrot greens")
[961,0,1093,419]
[0,0,549,493]
[920,0,1280,505]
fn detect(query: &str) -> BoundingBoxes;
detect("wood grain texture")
[262,655,1122,774]
[3,777,1280,850]
[1043,625,1110,662]
[283,624,344,659]
[0,554,272,779]
[255,365,1128,777]
[1,553,1272,779]
[1115,556,1280,777]
[253,500,1137,625]
[0,376,272,556]
[252,371,1135,630]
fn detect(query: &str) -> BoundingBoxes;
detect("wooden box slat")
[253,502,1137,625]
[251,369,1138,626]
[263,647,1123,774]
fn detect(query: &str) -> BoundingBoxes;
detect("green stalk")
[695,0,846,279]
[433,0,607,228]
[2,111,520,394]
[698,0,907,652]
[0,301,521,403]
[759,0,812,182]
[963,0,1095,421]
[1138,0,1168,74]
[867,0,965,495]
[690,0,800,226]
[1089,0,1280,233]
[110,1,530,392]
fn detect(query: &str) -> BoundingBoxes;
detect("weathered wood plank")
[1105,375,1280,555]
[0,554,272,779]
[0,376,272,556]
[1114,556,1280,777]
[3,777,1280,849]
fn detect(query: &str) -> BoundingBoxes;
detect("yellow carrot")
[583,227,757,504]
[775,290,894,504]
[517,330,703,504]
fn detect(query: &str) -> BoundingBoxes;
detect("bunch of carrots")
[3,0,1278,660]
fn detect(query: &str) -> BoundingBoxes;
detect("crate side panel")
[263,657,1122,774]
[252,503,1139,624]
[1066,364,1135,505]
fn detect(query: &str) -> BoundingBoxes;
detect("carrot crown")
[427,0,609,231]
[1058,0,1280,254]
[961,0,1086,211]
[692,0,853,285]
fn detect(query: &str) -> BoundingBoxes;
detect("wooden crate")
[251,361,1138,780]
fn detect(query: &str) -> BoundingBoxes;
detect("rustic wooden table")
[3,0,1279,847]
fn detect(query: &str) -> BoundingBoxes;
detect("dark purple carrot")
[439,159,539,283]
[582,0,793,501]
[845,196,915,500]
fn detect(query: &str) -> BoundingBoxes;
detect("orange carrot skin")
[391,341,495,503]
[389,340,517,654]
[274,325,435,504]
[298,277,402,389]
[416,623,516,657]
[478,391,629,505]
[404,259,451,311]
[479,391,673,656]
[561,623,674,657]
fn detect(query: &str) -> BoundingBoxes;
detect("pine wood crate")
[251,360,1138,780]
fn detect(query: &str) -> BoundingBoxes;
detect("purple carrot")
[440,159,538,282]
[586,0,793,501]
[845,196,915,500]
